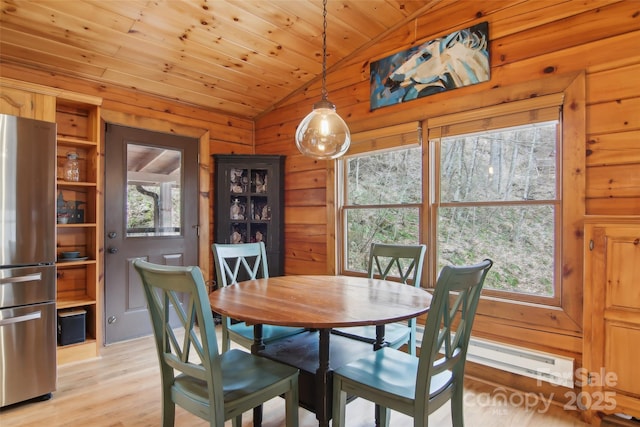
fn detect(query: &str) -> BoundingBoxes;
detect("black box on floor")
[57,309,86,346]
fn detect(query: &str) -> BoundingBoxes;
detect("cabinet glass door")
[228,167,270,245]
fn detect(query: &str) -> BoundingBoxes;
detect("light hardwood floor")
[0,327,590,427]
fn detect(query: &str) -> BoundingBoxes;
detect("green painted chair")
[212,242,305,352]
[133,259,299,427]
[332,243,427,355]
[332,259,493,427]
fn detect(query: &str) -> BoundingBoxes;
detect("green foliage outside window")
[127,184,181,236]
[343,121,558,298]
[437,122,558,297]
[344,148,422,272]
[345,207,420,271]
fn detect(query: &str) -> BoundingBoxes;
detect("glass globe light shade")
[295,99,351,160]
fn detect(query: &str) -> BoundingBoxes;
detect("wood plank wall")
[254,0,640,382]
[0,63,255,283]
[256,0,640,272]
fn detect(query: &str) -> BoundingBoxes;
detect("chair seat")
[229,322,306,344]
[331,323,411,348]
[174,349,299,410]
[333,347,453,402]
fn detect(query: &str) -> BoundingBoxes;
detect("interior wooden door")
[104,124,198,344]
[584,223,640,421]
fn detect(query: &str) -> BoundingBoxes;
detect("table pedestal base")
[258,329,374,427]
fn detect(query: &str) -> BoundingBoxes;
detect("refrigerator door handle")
[0,273,42,285]
[0,310,42,326]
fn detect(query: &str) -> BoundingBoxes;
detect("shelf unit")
[213,155,285,277]
[55,98,103,365]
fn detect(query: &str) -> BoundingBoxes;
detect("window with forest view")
[127,184,181,237]
[339,89,579,334]
[434,121,559,299]
[343,147,422,273]
[126,144,182,237]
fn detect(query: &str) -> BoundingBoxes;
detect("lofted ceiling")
[0,0,441,120]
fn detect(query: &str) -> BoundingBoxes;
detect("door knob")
[108,232,117,239]
[108,247,118,254]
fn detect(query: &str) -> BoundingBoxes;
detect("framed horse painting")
[370,22,490,110]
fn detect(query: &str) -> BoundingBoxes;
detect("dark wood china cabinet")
[213,154,285,277]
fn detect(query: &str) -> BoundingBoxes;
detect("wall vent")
[417,327,574,388]
[466,337,574,388]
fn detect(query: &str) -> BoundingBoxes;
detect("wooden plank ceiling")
[0,0,440,120]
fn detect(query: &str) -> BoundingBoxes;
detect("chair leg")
[332,377,347,427]
[222,324,230,353]
[161,399,175,427]
[253,406,262,427]
[284,378,299,427]
[231,415,242,427]
[451,382,465,427]
[415,415,429,427]
[374,404,390,427]
[409,329,417,357]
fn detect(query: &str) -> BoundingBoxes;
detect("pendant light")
[295,0,351,160]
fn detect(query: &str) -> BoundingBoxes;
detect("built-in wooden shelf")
[56,180,97,187]
[57,297,97,310]
[55,95,103,364]
[57,223,97,228]
[57,136,97,146]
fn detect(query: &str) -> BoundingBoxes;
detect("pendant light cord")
[321,0,328,101]
[294,0,350,159]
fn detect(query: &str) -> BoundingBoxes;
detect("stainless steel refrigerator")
[0,113,57,407]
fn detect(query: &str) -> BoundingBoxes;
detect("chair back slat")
[213,242,269,287]
[368,243,426,287]
[417,259,493,404]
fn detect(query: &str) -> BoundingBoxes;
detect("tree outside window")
[339,83,583,343]
[434,122,559,299]
[342,147,422,273]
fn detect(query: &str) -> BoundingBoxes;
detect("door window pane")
[126,144,182,237]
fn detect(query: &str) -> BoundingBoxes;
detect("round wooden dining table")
[209,274,433,427]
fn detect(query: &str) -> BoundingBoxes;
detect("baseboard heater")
[417,327,574,388]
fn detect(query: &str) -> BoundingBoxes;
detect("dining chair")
[133,259,299,427]
[332,259,493,427]
[332,243,427,355]
[212,242,306,352]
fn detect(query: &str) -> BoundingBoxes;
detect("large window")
[340,96,564,304]
[338,78,585,344]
